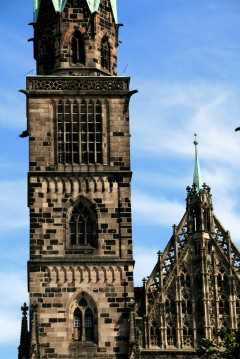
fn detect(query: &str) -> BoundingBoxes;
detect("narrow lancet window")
[72,31,85,65]
[101,36,110,71]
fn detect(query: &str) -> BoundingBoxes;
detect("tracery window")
[71,31,85,65]
[70,201,97,247]
[101,36,110,71]
[182,325,193,347]
[73,297,96,342]
[219,295,229,315]
[150,321,160,347]
[167,326,176,347]
[57,100,103,164]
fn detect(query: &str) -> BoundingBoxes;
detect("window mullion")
[63,101,66,165]
[71,102,73,164]
[78,102,81,164]
[76,38,79,63]
[94,101,96,163]
[82,309,86,341]
[84,219,87,245]
[76,216,79,245]
[86,101,89,164]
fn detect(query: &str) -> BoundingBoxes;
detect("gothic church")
[18,1,240,359]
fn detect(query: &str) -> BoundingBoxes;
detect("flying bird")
[235,127,240,132]
[19,130,29,138]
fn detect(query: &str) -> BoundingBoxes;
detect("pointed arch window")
[72,31,85,65]
[70,201,97,247]
[73,297,97,343]
[101,36,110,71]
[57,100,103,164]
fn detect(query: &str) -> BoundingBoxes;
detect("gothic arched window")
[73,297,97,343]
[101,36,110,71]
[70,201,97,247]
[71,31,85,65]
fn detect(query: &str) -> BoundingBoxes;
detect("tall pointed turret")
[18,303,29,359]
[193,133,203,192]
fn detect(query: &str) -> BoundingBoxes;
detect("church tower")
[19,1,135,358]
[133,136,240,358]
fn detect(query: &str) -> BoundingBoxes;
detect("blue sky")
[1,0,240,358]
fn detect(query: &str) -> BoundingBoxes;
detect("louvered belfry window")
[57,100,103,164]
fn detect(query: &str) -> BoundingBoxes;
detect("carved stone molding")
[27,77,128,92]
[41,265,123,287]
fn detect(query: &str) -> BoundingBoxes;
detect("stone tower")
[18,1,135,358]
[132,137,240,359]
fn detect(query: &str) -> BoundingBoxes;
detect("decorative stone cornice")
[27,76,129,92]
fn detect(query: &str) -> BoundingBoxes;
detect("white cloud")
[132,190,185,227]
[131,79,240,166]
[0,91,27,129]
[133,246,158,286]
[133,169,189,191]
[0,273,27,344]
[0,180,28,232]
[0,315,22,344]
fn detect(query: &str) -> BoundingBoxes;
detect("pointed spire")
[193,133,203,192]
[29,304,40,359]
[18,303,29,359]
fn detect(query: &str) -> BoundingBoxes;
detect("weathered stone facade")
[19,1,135,358]
[26,75,134,358]
[33,0,118,76]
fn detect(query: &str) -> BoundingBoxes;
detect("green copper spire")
[34,0,117,22]
[193,134,203,192]
[86,0,117,21]
[34,0,67,22]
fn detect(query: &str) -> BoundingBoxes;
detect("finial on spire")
[193,133,203,192]
[193,133,198,146]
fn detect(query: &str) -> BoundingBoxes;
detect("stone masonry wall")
[28,261,134,358]
[35,0,118,75]
[26,75,134,358]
